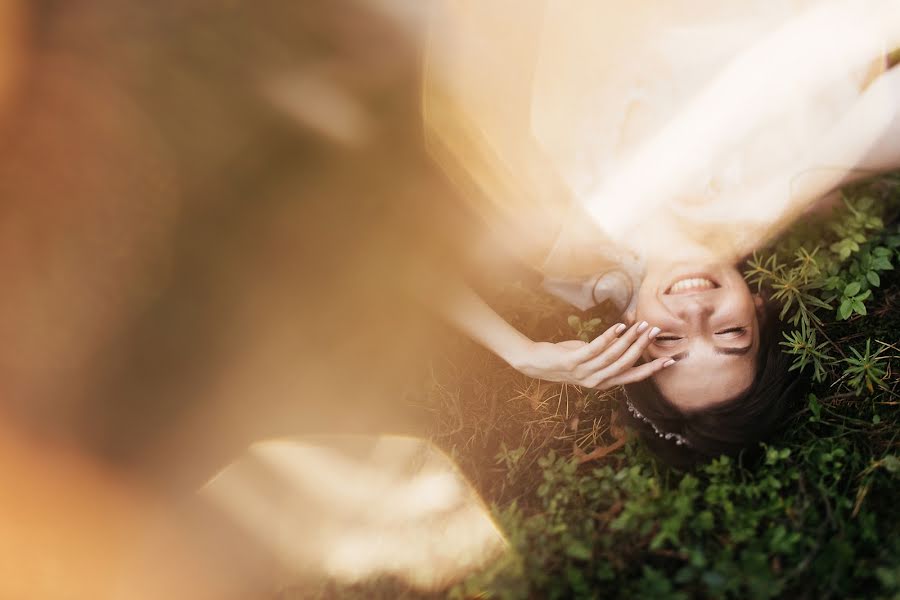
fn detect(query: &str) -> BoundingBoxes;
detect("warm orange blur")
[0,414,238,599]
[0,0,26,124]
[0,0,490,596]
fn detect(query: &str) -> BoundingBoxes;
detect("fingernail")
[649,326,661,339]
[663,359,676,368]
[637,321,649,333]
[614,323,627,335]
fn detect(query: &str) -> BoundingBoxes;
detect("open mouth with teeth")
[665,276,720,295]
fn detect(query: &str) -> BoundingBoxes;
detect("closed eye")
[654,335,682,342]
[715,327,747,335]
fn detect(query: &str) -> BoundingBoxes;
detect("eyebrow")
[669,345,753,361]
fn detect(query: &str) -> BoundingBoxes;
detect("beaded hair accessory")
[624,394,691,447]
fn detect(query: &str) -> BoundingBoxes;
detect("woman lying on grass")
[428,1,900,466]
[444,232,802,468]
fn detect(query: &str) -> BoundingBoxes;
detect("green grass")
[279,175,900,599]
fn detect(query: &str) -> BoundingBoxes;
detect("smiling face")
[632,262,763,411]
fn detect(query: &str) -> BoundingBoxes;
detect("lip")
[664,273,721,295]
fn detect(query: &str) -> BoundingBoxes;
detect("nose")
[670,296,714,323]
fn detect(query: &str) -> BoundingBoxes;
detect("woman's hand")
[438,280,670,390]
[508,321,674,390]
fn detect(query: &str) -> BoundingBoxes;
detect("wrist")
[501,334,536,371]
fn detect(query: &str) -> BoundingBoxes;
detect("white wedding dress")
[424,0,899,297]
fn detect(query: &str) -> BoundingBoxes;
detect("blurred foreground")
[0,0,502,596]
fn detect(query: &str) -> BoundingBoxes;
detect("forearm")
[431,271,669,388]
[438,279,533,368]
[768,65,900,211]
[843,65,900,177]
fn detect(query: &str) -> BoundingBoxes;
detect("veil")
[423,0,899,278]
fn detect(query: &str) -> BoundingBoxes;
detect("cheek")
[720,290,758,320]
[739,297,760,321]
[640,348,659,366]
[634,297,669,329]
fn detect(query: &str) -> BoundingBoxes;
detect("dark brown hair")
[622,301,806,470]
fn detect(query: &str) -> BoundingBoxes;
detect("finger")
[569,322,627,363]
[591,324,660,380]
[601,356,675,388]
[577,320,650,373]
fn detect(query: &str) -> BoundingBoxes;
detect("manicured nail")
[663,359,676,368]
[649,326,661,339]
[614,323,627,335]
[637,321,649,333]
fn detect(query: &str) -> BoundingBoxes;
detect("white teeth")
[669,277,716,293]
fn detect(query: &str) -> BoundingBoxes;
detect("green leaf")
[839,299,853,320]
[882,455,900,474]
[853,301,867,316]
[873,257,893,270]
[866,271,880,287]
[702,571,727,592]
[567,315,580,330]
[565,540,592,560]
[824,275,843,290]
[844,282,861,296]
[808,395,821,420]
[807,297,833,311]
